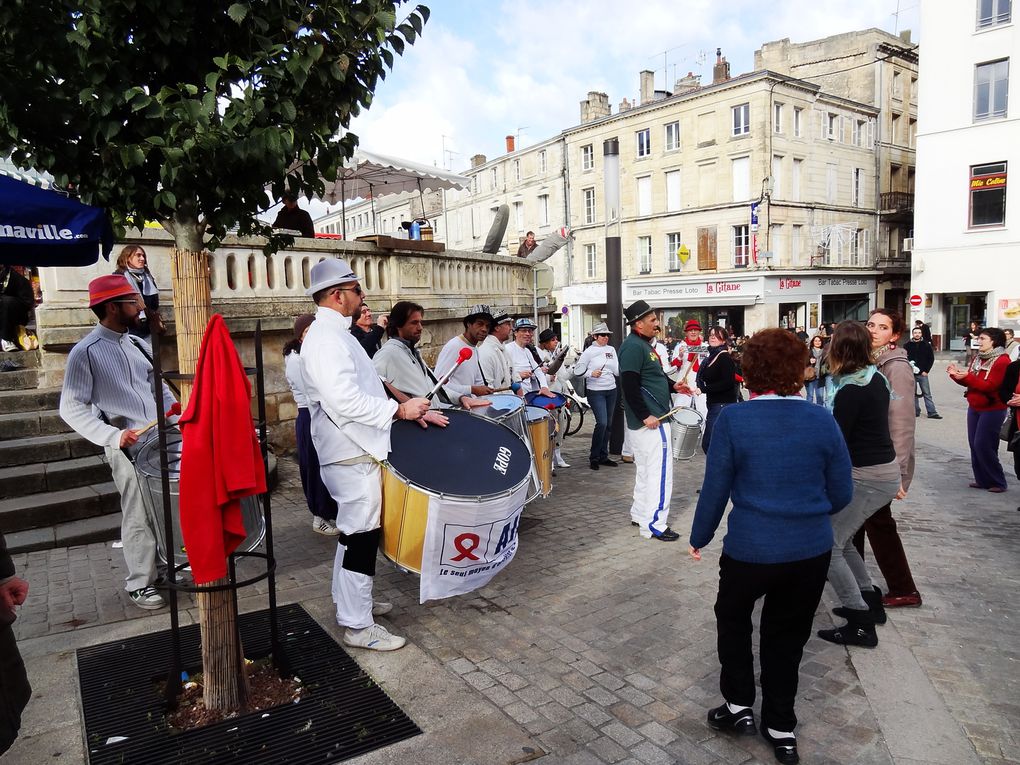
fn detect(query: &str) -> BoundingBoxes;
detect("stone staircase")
[0,349,121,553]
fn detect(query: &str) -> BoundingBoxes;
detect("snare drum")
[133,430,266,567]
[525,408,555,497]
[474,393,527,440]
[670,407,705,460]
[524,390,567,410]
[381,409,532,574]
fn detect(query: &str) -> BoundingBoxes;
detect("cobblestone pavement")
[10,364,1019,764]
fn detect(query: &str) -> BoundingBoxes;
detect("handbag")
[804,365,817,382]
[1001,409,1017,443]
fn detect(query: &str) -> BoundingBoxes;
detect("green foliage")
[0,0,429,252]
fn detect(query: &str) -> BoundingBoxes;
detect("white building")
[913,0,1019,350]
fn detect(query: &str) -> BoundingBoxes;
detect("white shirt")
[373,337,457,407]
[284,351,309,409]
[574,343,619,391]
[435,334,486,396]
[508,342,549,393]
[301,306,398,464]
[478,334,515,391]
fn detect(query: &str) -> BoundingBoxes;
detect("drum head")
[525,391,566,409]
[388,409,531,497]
[476,393,524,421]
[673,408,704,425]
[133,429,183,479]
[525,407,551,423]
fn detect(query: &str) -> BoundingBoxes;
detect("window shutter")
[697,226,717,271]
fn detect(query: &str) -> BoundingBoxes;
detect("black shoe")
[928,413,942,419]
[589,461,600,470]
[652,527,680,542]
[834,586,886,626]
[598,458,618,467]
[817,609,878,648]
[631,521,639,527]
[761,728,799,764]
[706,703,756,735]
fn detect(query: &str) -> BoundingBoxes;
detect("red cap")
[684,319,702,333]
[88,274,140,308]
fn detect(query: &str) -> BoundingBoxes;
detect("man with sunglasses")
[59,275,179,610]
[300,259,433,652]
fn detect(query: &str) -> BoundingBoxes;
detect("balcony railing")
[879,192,914,214]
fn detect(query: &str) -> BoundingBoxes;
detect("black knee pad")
[337,528,381,577]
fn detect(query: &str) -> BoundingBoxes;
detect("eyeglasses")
[333,285,363,296]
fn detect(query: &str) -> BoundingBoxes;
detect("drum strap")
[337,528,382,576]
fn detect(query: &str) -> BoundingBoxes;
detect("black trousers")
[0,624,31,756]
[714,550,831,732]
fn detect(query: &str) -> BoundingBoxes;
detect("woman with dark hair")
[689,329,852,765]
[855,308,924,609]
[805,335,826,406]
[949,327,1011,493]
[284,314,340,536]
[818,322,901,648]
[696,326,738,453]
[114,245,160,337]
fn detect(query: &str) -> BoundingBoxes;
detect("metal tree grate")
[77,603,420,764]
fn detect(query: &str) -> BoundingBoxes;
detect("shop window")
[969,162,1007,227]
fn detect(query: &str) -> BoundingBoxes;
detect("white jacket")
[301,306,398,463]
[508,342,549,393]
[435,334,486,397]
[478,334,515,391]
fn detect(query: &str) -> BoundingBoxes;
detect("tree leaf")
[227,3,248,24]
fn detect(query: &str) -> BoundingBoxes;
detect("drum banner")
[419,483,530,603]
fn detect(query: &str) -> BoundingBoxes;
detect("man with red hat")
[674,318,709,421]
[59,275,178,610]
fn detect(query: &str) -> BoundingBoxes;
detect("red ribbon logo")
[450,533,481,561]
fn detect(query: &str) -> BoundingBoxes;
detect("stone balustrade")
[35,229,546,448]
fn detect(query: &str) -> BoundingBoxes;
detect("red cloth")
[953,354,1010,411]
[179,315,266,584]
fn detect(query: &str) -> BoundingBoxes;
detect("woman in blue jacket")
[689,328,852,765]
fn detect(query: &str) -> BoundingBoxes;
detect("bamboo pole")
[169,247,211,405]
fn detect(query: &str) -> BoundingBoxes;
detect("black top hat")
[538,328,556,344]
[624,300,655,325]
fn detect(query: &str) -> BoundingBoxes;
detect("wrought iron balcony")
[879,192,914,215]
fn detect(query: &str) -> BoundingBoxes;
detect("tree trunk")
[169,244,249,711]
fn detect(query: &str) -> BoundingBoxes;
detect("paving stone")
[601,720,643,748]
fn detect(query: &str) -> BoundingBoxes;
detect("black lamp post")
[603,138,625,454]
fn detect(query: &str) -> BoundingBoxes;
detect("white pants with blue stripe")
[628,423,674,537]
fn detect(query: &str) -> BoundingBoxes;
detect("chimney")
[674,71,701,95]
[506,135,515,153]
[470,154,487,168]
[619,97,632,113]
[899,29,912,44]
[639,70,655,105]
[712,47,731,85]
[580,91,611,123]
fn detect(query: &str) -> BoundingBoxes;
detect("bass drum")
[381,409,532,574]
[473,393,527,440]
[133,429,266,568]
[525,407,554,498]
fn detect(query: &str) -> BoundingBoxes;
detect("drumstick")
[490,382,523,393]
[132,402,183,437]
[426,347,473,401]
[657,405,689,422]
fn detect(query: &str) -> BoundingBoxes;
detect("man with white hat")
[300,259,434,652]
[59,275,179,610]
[435,304,497,397]
[477,308,517,392]
[508,318,554,398]
[573,322,618,470]
[619,300,684,541]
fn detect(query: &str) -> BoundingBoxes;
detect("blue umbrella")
[0,174,114,266]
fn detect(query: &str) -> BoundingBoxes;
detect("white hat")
[591,322,612,335]
[305,258,359,297]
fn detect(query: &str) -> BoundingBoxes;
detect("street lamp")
[603,138,625,454]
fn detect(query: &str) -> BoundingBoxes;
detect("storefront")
[624,275,763,337]
[942,292,989,351]
[557,282,607,348]
[762,273,878,332]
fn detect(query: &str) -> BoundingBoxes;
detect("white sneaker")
[554,451,570,468]
[372,601,393,616]
[312,516,341,536]
[0,339,16,352]
[343,623,406,652]
[129,586,165,610]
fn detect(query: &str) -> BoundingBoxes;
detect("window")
[774,103,783,133]
[793,159,803,202]
[852,168,863,207]
[583,187,596,224]
[513,160,521,182]
[978,0,1011,27]
[665,170,681,212]
[792,225,802,267]
[794,107,803,137]
[538,194,550,226]
[636,128,651,157]
[892,71,902,99]
[637,176,652,216]
[581,144,594,171]
[975,60,1009,120]
[638,236,652,273]
[769,224,783,263]
[513,201,524,231]
[969,162,1007,227]
[666,232,683,271]
[852,119,867,147]
[732,156,750,201]
[732,103,750,135]
[490,167,498,189]
[826,112,838,140]
[538,151,547,172]
[664,121,680,151]
[849,229,870,266]
[826,163,838,204]
[733,225,750,267]
[584,243,597,278]
[771,156,783,199]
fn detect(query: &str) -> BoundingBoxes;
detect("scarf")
[825,364,890,411]
[127,266,158,297]
[970,346,1007,378]
[695,345,726,391]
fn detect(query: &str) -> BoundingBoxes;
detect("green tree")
[0,0,428,711]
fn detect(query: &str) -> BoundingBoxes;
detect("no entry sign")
[909,294,923,307]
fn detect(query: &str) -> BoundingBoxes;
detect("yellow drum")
[381,409,532,574]
[526,408,554,497]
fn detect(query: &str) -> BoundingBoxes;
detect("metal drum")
[381,409,532,574]
[525,407,555,497]
[133,429,266,567]
[474,393,527,440]
[670,407,705,460]
[524,391,567,410]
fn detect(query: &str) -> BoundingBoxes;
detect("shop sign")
[765,275,876,297]
[625,277,762,301]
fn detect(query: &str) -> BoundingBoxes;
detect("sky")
[309,0,921,219]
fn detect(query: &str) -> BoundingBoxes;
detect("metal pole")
[603,138,625,454]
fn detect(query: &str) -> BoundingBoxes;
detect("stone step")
[0,481,120,532]
[0,367,39,391]
[5,513,122,554]
[0,432,103,468]
[0,386,62,414]
[0,349,41,369]
[0,454,111,499]
[0,409,72,440]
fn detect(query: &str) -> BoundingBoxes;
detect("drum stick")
[132,402,183,437]
[135,418,159,436]
[426,347,473,401]
[657,405,689,422]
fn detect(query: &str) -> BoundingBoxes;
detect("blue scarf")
[825,365,890,411]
